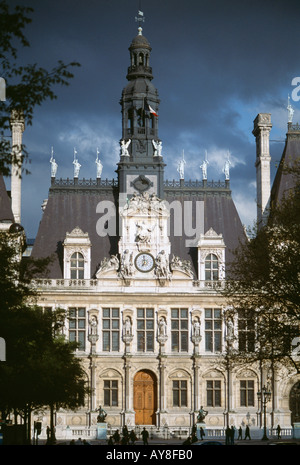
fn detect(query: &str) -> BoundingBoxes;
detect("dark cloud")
[5,0,300,236]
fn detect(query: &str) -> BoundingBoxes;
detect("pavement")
[42,437,300,446]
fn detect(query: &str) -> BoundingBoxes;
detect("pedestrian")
[129,429,137,445]
[237,426,243,440]
[225,426,231,445]
[230,426,235,445]
[276,424,281,439]
[113,429,120,444]
[244,425,251,440]
[200,427,205,440]
[142,427,149,445]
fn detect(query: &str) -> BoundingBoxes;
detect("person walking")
[225,426,231,445]
[230,426,235,445]
[276,424,281,439]
[237,426,243,440]
[244,425,251,440]
[142,427,149,445]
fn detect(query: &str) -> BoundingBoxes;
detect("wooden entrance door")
[134,370,157,425]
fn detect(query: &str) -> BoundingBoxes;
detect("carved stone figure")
[158,317,167,336]
[50,156,58,177]
[135,221,154,246]
[177,158,186,180]
[73,159,81,178]
[123,317,132,336]
[97,405,107,423]
[223,153,231,181]
[120,139,131,157]
[155,250,171,280]
[95,151,103,178]
[193,319,201,338]
[89,316,98,336]
[119,249,134,277]
[197,406,208,423]
[152,139,162,157]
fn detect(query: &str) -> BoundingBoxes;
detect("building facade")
[2,22,300,439]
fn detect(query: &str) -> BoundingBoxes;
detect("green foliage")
[0,234,88,419]
[223,162,300,372]
[0,0,80,175]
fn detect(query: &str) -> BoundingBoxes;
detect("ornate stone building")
[1,20,300,440]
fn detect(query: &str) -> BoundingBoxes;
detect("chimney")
[10,110,25,224]
[252,113,272,229]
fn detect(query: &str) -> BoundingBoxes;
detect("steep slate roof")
[271,123,300,206]
[31,178,245,278]
[31,181,119,278]
[0,174,14,222]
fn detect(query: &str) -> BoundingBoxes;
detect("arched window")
[70,252,84,279]
[205,253,219,281]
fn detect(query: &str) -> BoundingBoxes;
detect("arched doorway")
[290,381,300,424]
[134,370,157,425]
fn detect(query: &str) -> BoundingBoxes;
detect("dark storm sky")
[6,0,300,237]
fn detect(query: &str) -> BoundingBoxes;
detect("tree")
[223,162,300,374]
[0,0,80,176]
[0,234,88,444]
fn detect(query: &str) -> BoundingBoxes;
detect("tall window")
[173,380,188,407]
[69,307,86,350]
[238,309,255,352]
[205,308,222,352]
[171,308,188,352]
[205,254,219,281]
[70,252,84,279]
[104,380,118,407]
[102,308,120,352]
[240,380,255,407]
[137,308,154,352]
[207,380,221,407]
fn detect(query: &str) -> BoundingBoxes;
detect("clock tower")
[117,23,165,199]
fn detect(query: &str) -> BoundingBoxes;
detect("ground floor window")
[104,380,118,406]
[173,380,188,407]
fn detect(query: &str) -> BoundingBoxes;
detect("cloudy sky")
[6,0,300,238]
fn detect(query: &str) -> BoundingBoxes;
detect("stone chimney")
[253,113,272,229]
[10,110,25,224]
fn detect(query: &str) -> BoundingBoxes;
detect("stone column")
[10,110,25,224]
[253,113,272,228]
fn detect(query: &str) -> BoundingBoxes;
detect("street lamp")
[257,385,271,440]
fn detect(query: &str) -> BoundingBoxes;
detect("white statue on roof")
[95,148,103,178]
[50,147,58,178]
[200,150,209,180]
[73,148,81,178]
[287,94,294,123]
[177,150,186,179]
[223,151,231,181]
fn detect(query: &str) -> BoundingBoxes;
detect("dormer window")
[63,227,91,280]
[197,228,226,282]
[205,254,219,281]
[70,252,84,279]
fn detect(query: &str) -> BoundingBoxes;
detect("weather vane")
[135,2,145,26]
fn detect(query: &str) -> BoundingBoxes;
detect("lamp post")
[257,385,271,440]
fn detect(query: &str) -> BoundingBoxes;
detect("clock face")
[135,253,155,272]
